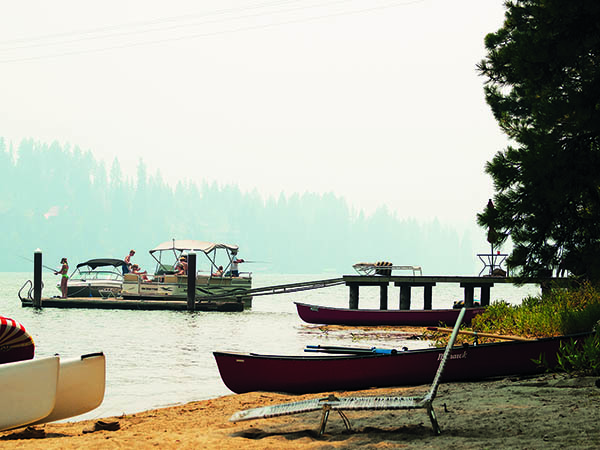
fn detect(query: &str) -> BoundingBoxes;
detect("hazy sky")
[0,0,508,228]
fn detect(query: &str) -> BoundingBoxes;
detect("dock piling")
[187,252,196,311]
[33,249,42,308]
[424,285,433,310]
[379,284,388,310]
[399,283,412,310]
[349,284,359,309]
[463,285,475,307]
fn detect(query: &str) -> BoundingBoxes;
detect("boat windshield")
[74,270,123,281]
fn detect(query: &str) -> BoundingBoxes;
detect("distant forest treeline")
[1,138,481,274]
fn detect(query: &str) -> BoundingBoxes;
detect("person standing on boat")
[54,257,69,298]
[123,249,135,274]
[230,250,245,277]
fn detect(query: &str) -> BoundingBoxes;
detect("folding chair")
[230,307,467,435]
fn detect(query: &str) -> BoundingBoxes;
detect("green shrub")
[471,281,600,338]
[556,330,600,376]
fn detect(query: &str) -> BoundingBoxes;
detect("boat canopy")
[76,259,127,270]
[149,240,239,255]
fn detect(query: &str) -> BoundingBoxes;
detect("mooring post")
[480,285,491,306]
[349,284,359,309]
[399,283,412,310]
[423,284,433,310]
[33,249,42,308]
[187,252,196,311]
[379,284,388,310]
[463,285,474,307]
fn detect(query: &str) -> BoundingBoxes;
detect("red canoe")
[0,316,35,364]
[295,302,486,326]
[213,332,588,394]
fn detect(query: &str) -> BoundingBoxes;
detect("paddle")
[427,327,533,342]
[305,345,399,355]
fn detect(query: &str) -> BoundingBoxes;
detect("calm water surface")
[1,272,540,421]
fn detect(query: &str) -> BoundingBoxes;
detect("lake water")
[1,272,540,421]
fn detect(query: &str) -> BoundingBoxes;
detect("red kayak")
[295,302,485,326]
[0,316,35,364]
[214,332,588,394]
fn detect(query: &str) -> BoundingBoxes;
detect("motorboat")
[121,239,252,304]
[60,258,125,298]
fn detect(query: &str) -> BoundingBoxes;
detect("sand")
[1,372,599,449]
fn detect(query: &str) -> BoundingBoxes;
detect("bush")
[556,330,600,376]
[471,281,600,338]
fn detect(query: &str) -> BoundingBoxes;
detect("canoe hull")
[0,356,59,431]
[214,333,586,394]
[295,302,485,326]
[31,352,106,425]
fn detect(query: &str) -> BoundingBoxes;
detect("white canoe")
[0,356,60,431]
[31,352,106,425]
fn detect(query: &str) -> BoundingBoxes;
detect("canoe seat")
[230,308,467,435]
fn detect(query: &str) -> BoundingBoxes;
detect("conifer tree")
[478,0,600,280]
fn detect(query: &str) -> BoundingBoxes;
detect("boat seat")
[230,307,466,435]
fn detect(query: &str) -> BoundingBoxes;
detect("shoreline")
[2,373,599,449]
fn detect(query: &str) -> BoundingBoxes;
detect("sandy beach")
[1,372,598,449]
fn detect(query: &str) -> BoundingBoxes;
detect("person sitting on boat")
[230,250,245,277]
[54,257,69,298]
[131,264,149,281]
[123,249,135,274]
[213,265,224,277]
[175,256,188,276]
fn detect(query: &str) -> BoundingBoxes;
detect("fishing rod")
[18,255,59,272]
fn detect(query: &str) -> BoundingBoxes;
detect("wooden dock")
[21,297,243,312]
[342,275,570,310]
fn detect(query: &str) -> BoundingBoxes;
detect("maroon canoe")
[213,332,588,394]
[0,316,35,364]
[295,302,486,326]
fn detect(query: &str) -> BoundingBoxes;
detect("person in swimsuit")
[54,257,69,298]
[123,249,135,274]
[175,256,188,275]
[131,264,149,281]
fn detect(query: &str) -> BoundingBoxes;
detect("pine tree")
[478,0,600,280]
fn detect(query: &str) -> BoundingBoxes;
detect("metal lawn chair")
[230,307,467,435]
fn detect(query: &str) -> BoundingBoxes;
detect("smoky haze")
[1,138,485,275]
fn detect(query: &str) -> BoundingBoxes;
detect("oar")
[427,327,533,342]
[305,345,398,355]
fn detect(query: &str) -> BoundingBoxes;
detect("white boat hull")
[0,356,59,431]
[0,352,106,431]
[31,352,106,425]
